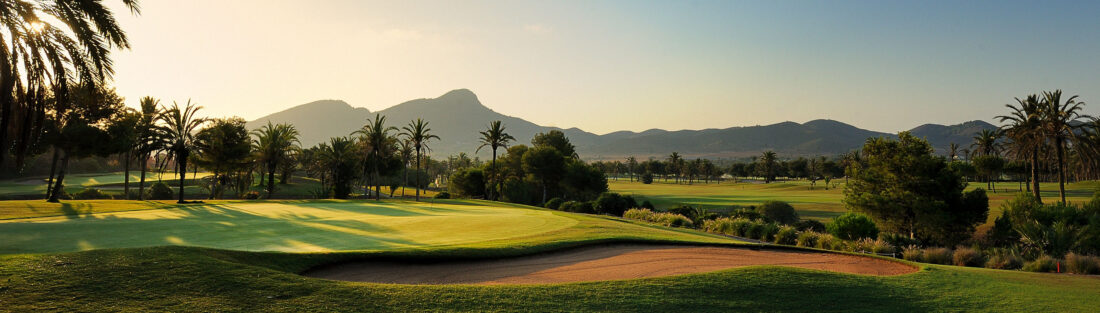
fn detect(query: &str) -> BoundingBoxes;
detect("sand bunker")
[302,244,917,285]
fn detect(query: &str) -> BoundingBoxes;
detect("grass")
[610,179,1098,224]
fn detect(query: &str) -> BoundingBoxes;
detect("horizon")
[104,0,1100,134]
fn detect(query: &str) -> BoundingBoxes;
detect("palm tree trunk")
[1056,141,1067,205]
[48,150,70,203]
[139,153,148,200]
[489,149,497,201]
[415,150,422,201]
[0,37,14,171]
[402,163,408,197]
[45,148,59,199]
[123,151,131,199]
[1031,147,1042,204]
[177,151,188,203]
[267,162,277,199]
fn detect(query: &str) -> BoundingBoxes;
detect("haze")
[106,0,1100,134]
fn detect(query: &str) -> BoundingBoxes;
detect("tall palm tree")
[970,129,1001,157]
[1039,90,1090,204]
[760,151,778,183]
[998,95,1044,202]
[402,118,439,201]
[476,121,515,201]
[135,97,163,200]
[948,143,959,161]
[398,139,413,197]
[159,100,205,203]
[252,122,300,199]
[354,115,397,200]
[0,0,140,170]
[667,152,682,183]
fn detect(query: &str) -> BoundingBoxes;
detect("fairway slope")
[302,244,917,284]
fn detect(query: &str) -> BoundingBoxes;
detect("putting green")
[0,200,577,254]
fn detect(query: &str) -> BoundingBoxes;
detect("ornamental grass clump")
[1064,253,1100,275]
[922,247,954,265]
[952,246,984,267]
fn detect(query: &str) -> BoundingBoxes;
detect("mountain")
[248,89,998,160]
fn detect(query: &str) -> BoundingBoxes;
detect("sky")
[105,0,1100,134]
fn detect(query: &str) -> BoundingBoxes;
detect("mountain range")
[247,89,998,160]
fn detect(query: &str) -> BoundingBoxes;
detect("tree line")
[591,151,848,189]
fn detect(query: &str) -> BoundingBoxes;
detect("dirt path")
[302,244,917,285]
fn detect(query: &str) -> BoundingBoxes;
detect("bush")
[815,233,845,250]
[902,245,923,261]
[641,172,654,184]
[544,197,563,210]
[852,238,896,254]
[921,247,954,265]
[72,188,111,200]
[640,200,655,210]
[1022,255,1060,273]
[984,248,1024,270]
[796,231,820,248]
[560,201,595,214]
[756,201,799,225]
[827,212,879,240]
[623,209,694,228]
[594,193,630,216]
[878,232,921,250]
[794,220,826,232]
[448,168,485,198]
[433,191,451,199]
[728,207,765,221]
[774,226,798,245]
[953,246,985,267]
[622,195,638,210]
[147,182,174,200]
[1064,253,1100,275]
[667,205,698,221]
[244,191,261,200]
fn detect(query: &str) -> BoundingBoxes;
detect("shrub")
[544,197,564,210]
[952,246,985,267]
[796,231,820,248]
[758,222,780,242]
[728,208,765,221]
[577,201,595,214]
[852,238,896,254]
[921,247,954,265]
[878,232,921,249]
[984,248,1024,270]
[147,182,174,200]
[244,191,261,200]
[1064,253,1100,275]
[595,192,629,216]
[448,168,485,198]
[827,212,879,240]
[774,226,798,245]
[433,191,451,199]
[622,195,638,210]
[72,188,111,200]
[756,201,799,225]
[640,200,655,210]
[1022,255,1060,273]
[641,173,654,184]
[902,245,923,261]
[560,201,594,214]
[794,220,826,232]
[815,233,844,250]
[623,209,693,228]
[667,205,698,221]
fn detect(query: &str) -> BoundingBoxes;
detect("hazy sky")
[106,0,1100,134]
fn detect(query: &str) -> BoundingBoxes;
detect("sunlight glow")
[27,21,46,33]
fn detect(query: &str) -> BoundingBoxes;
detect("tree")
[667,152,682,183]
[47,83,124,202]
[759,151,778,183]
[948,143,959,161]
[627,156,638,182]
[193,118,252,199]
[523,146,565,205]
[827,212,879,240]
[476,120,515,201]
[0,0,141,171]
[970,129,1001,157]
[354,115,398,200]
[134,97,163,200]
[531,130,577,159]
[972,155,1005,192]
[756,201,799,225]
[106,108,140,199]
[398,139,413,197]
[402,118,439,201]
[318,137,360,199]
[159,100,206,203]
[252,122,300,198]
[998,94,1044,202]
[844,132,989,246]
[1039,90,1090,205]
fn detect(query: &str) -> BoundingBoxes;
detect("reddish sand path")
[302,245,917,285]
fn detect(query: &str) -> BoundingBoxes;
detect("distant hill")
[248,89,998,160]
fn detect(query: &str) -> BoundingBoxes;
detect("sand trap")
[302,244,917,285]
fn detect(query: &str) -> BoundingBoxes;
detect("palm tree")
[135,97,163,200]
[252,122,301,199]
[476,121,515,201]
[0,0,140,170]
[402,118,440,201]
[667,152,682,183]
[1039,90,1091,204]
[398,139,414,197]
[970,129,1001,157]
[354,115,398,200]
[760,151,778,183]
[159,100,206,203]
[948,143,959,161]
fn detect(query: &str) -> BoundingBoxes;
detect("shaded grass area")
[611,180,1098,224]
[0,243,1097,312]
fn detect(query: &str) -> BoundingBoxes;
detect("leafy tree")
[47,84,125,202]
[595,192,630,216]
[531,130,576,159]
[561,159,608,201]
[319,137,360,199]
[106,108,140,198]
[448,167,485,198]
[757,201,799,225]
[827,212,879,240]
[402,118,440,201]
[476,120,514,201]
[523,146,565,205]
[159,99,206,203]
[134,97,163,200]
[194,118,252,199]
[252,122,300,198]
[844,132,989,246]
[972,155,1005,192]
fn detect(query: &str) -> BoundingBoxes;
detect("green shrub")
[560,201,594,214]
[1022,255,1060,273]
[728,208,765,221]
[73,188,111,200]
[666,205,698,221]
[732,218,752,237]
[641,173,654,184]
[448,168,485,198]
[878,232,921,249]
[795,231,819,248]
[1064,253,1100,275]
[984,248,1024,270]
[758,222,780,242]
[827,212,878,240]
[433,191,451,199]
[774,226,798,245]
[952,246,985,267]
[852,238,895,254]
[794,220,826,232]
[148,182,174,200]
[544,197,564,210]
[921,247,954,265]
[640,200,655,210]
[902,245,923,261]
[815,233,844,250]
[623,208,693,228]
[244,191,261,200]
[756,201,799,225]
[595,193,629,216]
